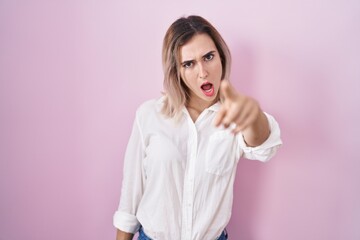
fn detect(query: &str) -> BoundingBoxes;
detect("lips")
[200,82,214,97]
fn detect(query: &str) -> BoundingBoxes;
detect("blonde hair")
[161,15,231,120]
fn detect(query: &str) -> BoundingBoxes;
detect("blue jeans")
[138,227,228,240]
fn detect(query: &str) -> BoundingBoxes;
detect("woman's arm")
[116,229,134,240]
[113,114,145,238]
[241,110,270,147]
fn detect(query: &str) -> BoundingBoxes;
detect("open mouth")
[200,82,214,97]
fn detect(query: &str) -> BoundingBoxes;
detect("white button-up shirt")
[113,98,282,240]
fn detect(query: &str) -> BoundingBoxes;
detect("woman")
[114,15,282,240]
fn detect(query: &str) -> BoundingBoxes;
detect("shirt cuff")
[113,210,141,234]
[238,112,282,162]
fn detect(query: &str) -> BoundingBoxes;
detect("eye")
[204,53,214,61]
[182,61,193,68]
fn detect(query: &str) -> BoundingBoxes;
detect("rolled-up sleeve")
[237,112,282,162]
[113,114,145,233]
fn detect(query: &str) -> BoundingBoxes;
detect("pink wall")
[1,1,359,239]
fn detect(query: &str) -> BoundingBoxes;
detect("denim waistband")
[138,227,228,240]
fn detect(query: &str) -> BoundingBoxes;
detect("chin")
[202,95,217,103]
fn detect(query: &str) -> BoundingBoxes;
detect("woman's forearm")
[242,111,270,147]
[116,229,134,240]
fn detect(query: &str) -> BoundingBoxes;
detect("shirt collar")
[157,96,221,114]
[181,101,221,114]
[207,101,221,112]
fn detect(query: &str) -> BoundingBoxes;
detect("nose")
[198,63,208,79]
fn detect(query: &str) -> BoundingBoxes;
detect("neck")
[187,94,218,111]
[187,100,208,113]
[186,97,218,122]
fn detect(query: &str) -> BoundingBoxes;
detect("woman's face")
[179,33,223,107]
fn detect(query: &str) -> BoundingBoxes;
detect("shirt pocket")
[205,131,236,176]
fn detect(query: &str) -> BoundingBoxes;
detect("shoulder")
[135,97,164,121]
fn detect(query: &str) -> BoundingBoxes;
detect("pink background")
[1,1,359,239]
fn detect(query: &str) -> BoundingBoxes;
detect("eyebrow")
[181,50,216,65]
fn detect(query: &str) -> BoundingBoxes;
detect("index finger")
[220,80,236,100]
